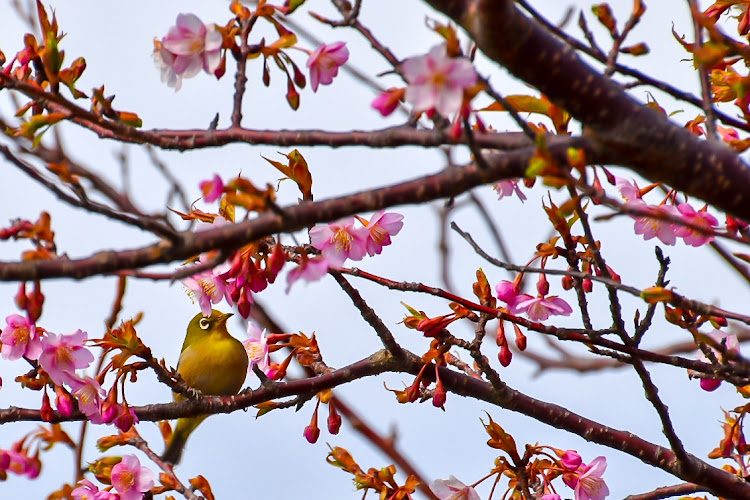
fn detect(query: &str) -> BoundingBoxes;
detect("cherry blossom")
[356,210,404,256]
[510,294,573,321]
[674,203,719,246]
[627,200,679,246]
[182,259,233,316]
[402,44,477,117]
[286,254,330,292]
[493,179,527,202]
[243,322,270,375]
[110,454,154,500]
[309,217,368,266]
[429,476,481,500]
[153,13,222,90]
[1,314,42,361]
[38,330,94,387]
[70,376,105,423]
[573,456,610,500]
[307,42,349,92]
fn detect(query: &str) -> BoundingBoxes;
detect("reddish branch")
[2,350,748,497]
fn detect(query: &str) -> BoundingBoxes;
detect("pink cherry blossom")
[542,495,562,500]
[199,174,224,203]
[309,217,368,266]
[153,13,222,90]
[674,203,718,247]
[71,479,110,500]
[182,259,233,317]
[627,199,679,245]
[286,255,330,292]
[70,376,105,423]
[510,294,573,321]
[402,44,477,117]
[358,210,404,256]
[242,323,270,375]
[429,476,481,500]
[574,456,609,500]
[306,42,349,92]
[493,179,527,202]
[615,177,640,201]
[1,314,42,361]
[111,454,154,500]
[38,330,94,387]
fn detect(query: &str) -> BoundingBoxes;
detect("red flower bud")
[582,278,593,293]
[537,274,549,296]
[561,275,574,290]
[327,403,342,435]
[41,391,54,422]
[499,344,512,367]
[432,371,446,408]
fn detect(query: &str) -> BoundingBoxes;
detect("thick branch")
[423,0,750,220]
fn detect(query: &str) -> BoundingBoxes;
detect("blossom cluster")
[0,313,137,432]
[617,177,719,246]
[71,454,154,500]
[153,13,348,93]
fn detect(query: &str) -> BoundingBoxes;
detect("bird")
[162,310,248,465]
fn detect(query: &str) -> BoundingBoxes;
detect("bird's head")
[186,309,234,341]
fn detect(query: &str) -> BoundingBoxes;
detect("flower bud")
[498,344,512,367]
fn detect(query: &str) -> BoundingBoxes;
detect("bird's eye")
[199,318,210,330]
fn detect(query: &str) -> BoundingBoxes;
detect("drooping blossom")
[627,199,679,246]
[371,87,404,116]
[110,454,154,500]
[38,330,94,387]
[286,255,330,292]
[674,203,719,247]
[1,314,42,361]
[242,322,270,375]
[356,210,404,256]
[70,376,105,423]
[493,179,527,202]
[182,259,233,316]
[542,495,562,500]
[153,13,222,90]
[402,44,477,117]
[429,476,481,500]
[510,294,573,321]
[306,42,349,92]
[199,174,224,203]
[573,456,610,500]
[309,217,368,266]
[697,330,740,391]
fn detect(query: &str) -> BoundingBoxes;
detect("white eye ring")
[199,318,210,330]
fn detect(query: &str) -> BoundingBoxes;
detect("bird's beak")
[217,312,234,325]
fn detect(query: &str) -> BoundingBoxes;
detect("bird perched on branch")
[162,310,248,465]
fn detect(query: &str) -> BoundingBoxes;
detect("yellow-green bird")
[162,310,248,465]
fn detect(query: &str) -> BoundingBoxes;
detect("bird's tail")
[162,415,207,465]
